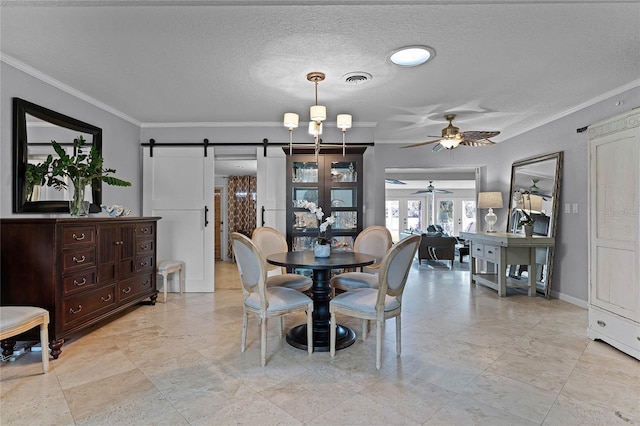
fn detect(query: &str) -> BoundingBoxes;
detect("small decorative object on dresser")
[0,217,160,359]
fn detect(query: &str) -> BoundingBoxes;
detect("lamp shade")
[283,113,299,129]
[478,192,503,209]
[310,105,326,122]
[518,193,543,213]
[337,114,352,130]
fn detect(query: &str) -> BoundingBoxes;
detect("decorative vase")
[524,224,534,237]
[69,177,90,217]
[314,242,330,258]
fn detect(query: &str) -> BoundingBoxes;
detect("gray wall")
[1,62,141,216]
[3,60,638,304]
[372,86,640,304]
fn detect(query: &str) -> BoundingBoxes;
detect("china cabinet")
[1,217,159,359]
[587,109,640,360]
[285,148,365,254]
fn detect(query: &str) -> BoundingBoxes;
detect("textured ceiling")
[1,0,639,148]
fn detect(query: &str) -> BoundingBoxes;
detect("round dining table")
[266,250,376,352]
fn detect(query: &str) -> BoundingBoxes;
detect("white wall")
[372,86,640,303]
[1,62,141,217]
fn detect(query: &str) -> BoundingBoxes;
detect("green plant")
[43,135,131,191]
[25,159,52,201]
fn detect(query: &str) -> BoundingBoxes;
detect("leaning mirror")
[13,98,103,213]
[507,151,563,298]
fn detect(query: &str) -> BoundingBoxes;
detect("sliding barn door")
[143,147,215,292]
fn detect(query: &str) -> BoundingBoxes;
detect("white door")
[143,147,215,292]
[256,147,287,233]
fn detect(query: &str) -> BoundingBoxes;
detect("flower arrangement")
[299,200,335,245]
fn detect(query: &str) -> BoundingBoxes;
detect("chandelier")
[283,72,352,158]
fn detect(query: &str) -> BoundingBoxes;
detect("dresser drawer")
[135,255,155,272]
[136,239,155,256]
[118,273,154,304]
[62,286,116,329]
[135,222,155,238]
[483,244,499,261]
[471,242,484,258]
[62,226,96,247]
[62,247,96,272]
[63,269,97,296]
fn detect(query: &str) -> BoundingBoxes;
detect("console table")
[460,231,555,297]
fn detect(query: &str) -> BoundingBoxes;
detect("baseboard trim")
[550,290,588,309]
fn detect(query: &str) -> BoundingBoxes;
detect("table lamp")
[478,192,503,233]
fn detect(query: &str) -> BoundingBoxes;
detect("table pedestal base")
[286,323,355,352]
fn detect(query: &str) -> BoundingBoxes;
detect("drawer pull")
[73,277,87,286]
[72,255,86,263]
[101,294,112,302]
[139,261,149,267]
[140,244,149,250]
[597,320,606,327]
[69,305,82,314]
[122,286,132,294]
[143,279,150,286]
[475,248,482,252]
[114,241,124,246]
[487,250,493,254]
[72,233,85,241]
[140,227,150,234]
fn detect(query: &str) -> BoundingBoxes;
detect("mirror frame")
[13,98,103,213]
[507,151,563,298]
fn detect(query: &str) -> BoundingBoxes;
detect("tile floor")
[1,260,639,425]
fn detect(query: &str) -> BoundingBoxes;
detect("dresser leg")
[150,293,158,305]
[49,338,64,359]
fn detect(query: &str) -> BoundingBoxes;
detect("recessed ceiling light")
[388,45,435,67]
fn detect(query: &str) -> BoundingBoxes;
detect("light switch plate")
[572,203,579,214]
[565,203,571,214]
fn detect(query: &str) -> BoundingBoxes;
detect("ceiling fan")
[402,114,500,151]
[411,181,452,194]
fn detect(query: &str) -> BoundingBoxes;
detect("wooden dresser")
[1,217,160,358]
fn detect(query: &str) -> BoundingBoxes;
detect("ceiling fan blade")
[460,138,496,147]
[385,178,406,185]
[432,143,444,152]
[433,189,453,194]
[460,130,500,141]
[411,190,432,194]
[401,138,442,148]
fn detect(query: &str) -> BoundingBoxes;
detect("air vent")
[343,72,372,85]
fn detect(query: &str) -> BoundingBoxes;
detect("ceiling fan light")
[310,105,326,122]
[283,113,299,129]
[440,139,456,149]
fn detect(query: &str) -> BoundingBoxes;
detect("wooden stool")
[156,260,185,303]
[0,306,50,373]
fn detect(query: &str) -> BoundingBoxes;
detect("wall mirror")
[507,151,563,298]
[13,98,103,213]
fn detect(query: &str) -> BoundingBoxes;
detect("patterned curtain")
[227,175,257,259]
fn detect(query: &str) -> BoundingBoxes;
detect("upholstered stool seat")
[0,306,50,373]
[156,260,185,303]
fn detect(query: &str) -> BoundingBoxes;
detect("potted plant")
[513,190,536,236]
[39,135,131,216]
[299,200,335,257]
